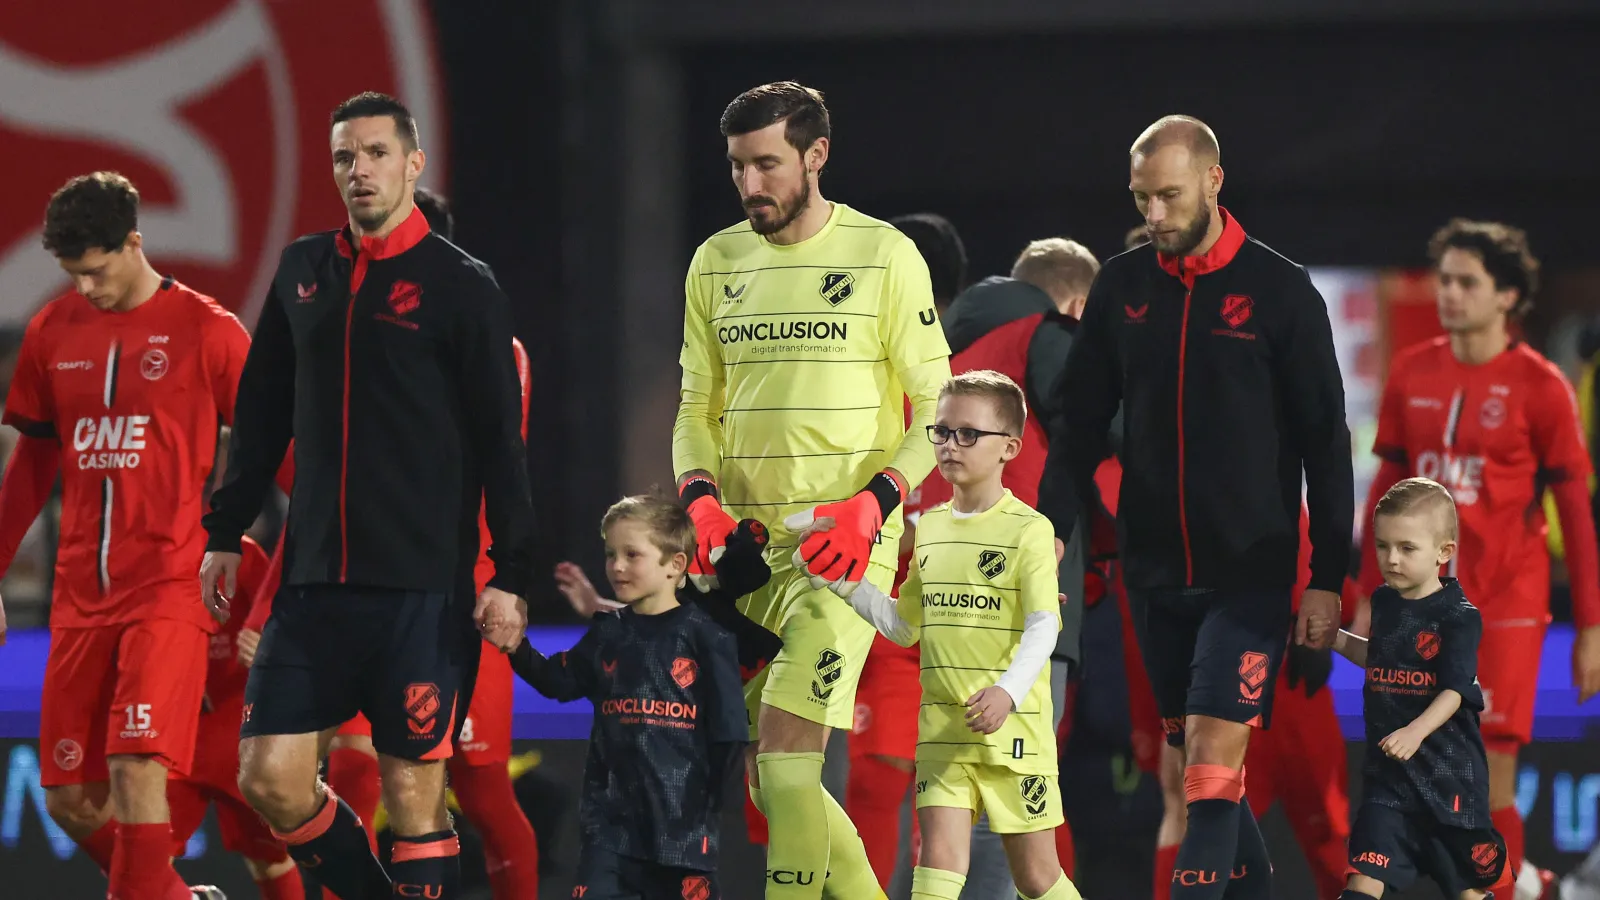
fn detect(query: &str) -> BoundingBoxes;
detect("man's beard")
[349,195,392,232]
[1153,203,1212,257]
[745,178,811,236]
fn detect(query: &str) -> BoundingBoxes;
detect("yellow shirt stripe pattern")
[673,203,951,564]
[899,491,1061,774]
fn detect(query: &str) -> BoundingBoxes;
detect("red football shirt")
[471,337,531,595]
[2,279,250,631]
[1367,338,1596,623]
[204,535,270,706]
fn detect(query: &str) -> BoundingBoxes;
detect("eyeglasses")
[926,424,1013,447]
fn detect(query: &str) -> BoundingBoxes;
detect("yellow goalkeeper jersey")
[899,491,1061,774]
[673,203,951,558]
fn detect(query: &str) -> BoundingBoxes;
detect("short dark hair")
[1428,218,1540,317]
[43,172,140,259]
[413,186,453,241]
[890,213,968,304]
[331,91,420,152]
[719,82,831,157]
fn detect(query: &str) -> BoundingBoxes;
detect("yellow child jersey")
[899,491,1061,774]
[671,203,952,571]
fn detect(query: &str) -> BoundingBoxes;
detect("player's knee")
[44,785,110,837]
[379,763,449,836]
[237,760,316,826]
[1181,718,1250,771]
[105,754,167,804]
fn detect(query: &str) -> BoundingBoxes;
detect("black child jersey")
[1362,578,1489,829]
[511,601,747,871]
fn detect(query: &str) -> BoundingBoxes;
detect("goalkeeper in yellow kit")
[672,81,952,900]
[815,371,1082,900]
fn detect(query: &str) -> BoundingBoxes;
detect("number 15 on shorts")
[123,703,153,738]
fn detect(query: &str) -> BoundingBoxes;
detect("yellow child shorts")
[914,756,1065,834]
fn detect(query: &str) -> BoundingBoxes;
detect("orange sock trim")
[1183,764,1244,804]
[272,792,339,845]
[391,834,461,863]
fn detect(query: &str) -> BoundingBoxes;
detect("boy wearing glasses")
[796,370,1082,900]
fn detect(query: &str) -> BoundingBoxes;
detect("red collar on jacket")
[335,205,431,260]
[1156,207,1246,281]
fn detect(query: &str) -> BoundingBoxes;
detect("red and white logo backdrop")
[0,0,446,329]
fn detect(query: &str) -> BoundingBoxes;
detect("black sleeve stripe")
[6,416,57,439]
[1374,445,1408,465]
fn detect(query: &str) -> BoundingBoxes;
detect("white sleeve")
[994,610,1060,710]
[841,579,917,647]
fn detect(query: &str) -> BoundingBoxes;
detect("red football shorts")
[338,714,373,738]
[455,640,514,767]
[850,635,920,761]
[167,697,288,862]
[1478,619,1547,751]
[40,618,208,787]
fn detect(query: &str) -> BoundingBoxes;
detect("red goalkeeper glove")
[784,471,906,597]
[681,476,738,592]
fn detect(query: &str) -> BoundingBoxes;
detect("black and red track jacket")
[203,207,534,598]
[1039,210,1352,593]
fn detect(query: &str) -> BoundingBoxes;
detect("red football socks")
[449,761,540,899]
[109,822,190,900]
[845,755,913,888]
[257,868,303,900]
[81,820,117,875]
[1153,842,1180,900]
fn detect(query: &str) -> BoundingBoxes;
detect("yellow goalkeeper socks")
[821,787,888,899]
[911,866,967,900]
[1020,872,1083,900]
[757,752,830,898]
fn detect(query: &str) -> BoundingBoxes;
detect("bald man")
[1040,116,1354,900]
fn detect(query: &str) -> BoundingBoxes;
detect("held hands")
[965,685,1014,734]
[199,551,242,624]
[1295,588,1340,650]
[474,587,528,653]
[785,493,884,597]
[1379,725,1423,761]
[1303,614,1333,648]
